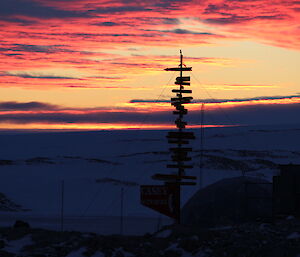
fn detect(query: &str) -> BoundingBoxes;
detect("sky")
[0,0,300,130]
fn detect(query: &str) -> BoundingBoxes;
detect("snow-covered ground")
[1,124,300,234]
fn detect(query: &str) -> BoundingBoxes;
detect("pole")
[177,50,183,224]
[120,187,124,235]
[199,103,205,189]
[60,180,64,232]
[165,50,194,225]
[157,214,162,231]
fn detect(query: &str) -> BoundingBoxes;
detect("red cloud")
[2,0,299,49]
[0,0,298,93]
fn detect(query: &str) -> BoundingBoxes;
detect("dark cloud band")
[130,94,300,104]
[0,0,88,19]
[0,101,59,111]
[1,99,300,127]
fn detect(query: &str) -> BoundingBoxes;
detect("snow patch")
[113,247,134,257]
[65,247,86,257]
[287,232,300,239]
[155,229,172,238]
[4,235,33,254]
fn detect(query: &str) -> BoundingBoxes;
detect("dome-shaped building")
[182,176,272,227]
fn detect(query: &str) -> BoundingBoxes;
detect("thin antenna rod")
[199,103,205,189]
[158,50,195,224]
[120,187,124,235]
[60,180,65,232]
[178,50,183,224]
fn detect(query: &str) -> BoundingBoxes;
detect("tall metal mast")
[141,51,196,225]
[164,51,196,223]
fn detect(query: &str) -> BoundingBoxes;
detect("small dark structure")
[13,220,30,229]
[273,164,300,218]
[182,176,273,227]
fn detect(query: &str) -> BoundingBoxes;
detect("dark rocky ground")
[0,217,300,257]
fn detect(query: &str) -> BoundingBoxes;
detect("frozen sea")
[1,124,300,234]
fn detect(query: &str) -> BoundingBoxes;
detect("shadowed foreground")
[0,217,300,257]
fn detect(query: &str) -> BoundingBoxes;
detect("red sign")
[140,184,179,219]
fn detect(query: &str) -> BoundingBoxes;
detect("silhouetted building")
[182,176,272,227]
[273,164,300,217]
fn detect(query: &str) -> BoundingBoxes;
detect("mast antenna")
[140,51,196,225]
[164,51,196,224]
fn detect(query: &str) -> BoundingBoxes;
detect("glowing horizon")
[0,122,232,131]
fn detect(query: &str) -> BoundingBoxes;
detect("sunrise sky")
[1,0,300,130]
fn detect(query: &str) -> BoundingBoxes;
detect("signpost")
[140,184,180,219]
[140,51,196,224]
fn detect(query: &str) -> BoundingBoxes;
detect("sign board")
[152,173,197,181]
[140,184,179,219]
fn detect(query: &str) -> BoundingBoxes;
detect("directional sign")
[175,81,190,86]
[167,164,193,169]
[172,89,192,94]
[167,131,195,139]
[170,147,192,152]
[152,173,197,181]
[165,67,192,71]
[140,184,179,219]
[176,76,190,82]
[173,110,188,115]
